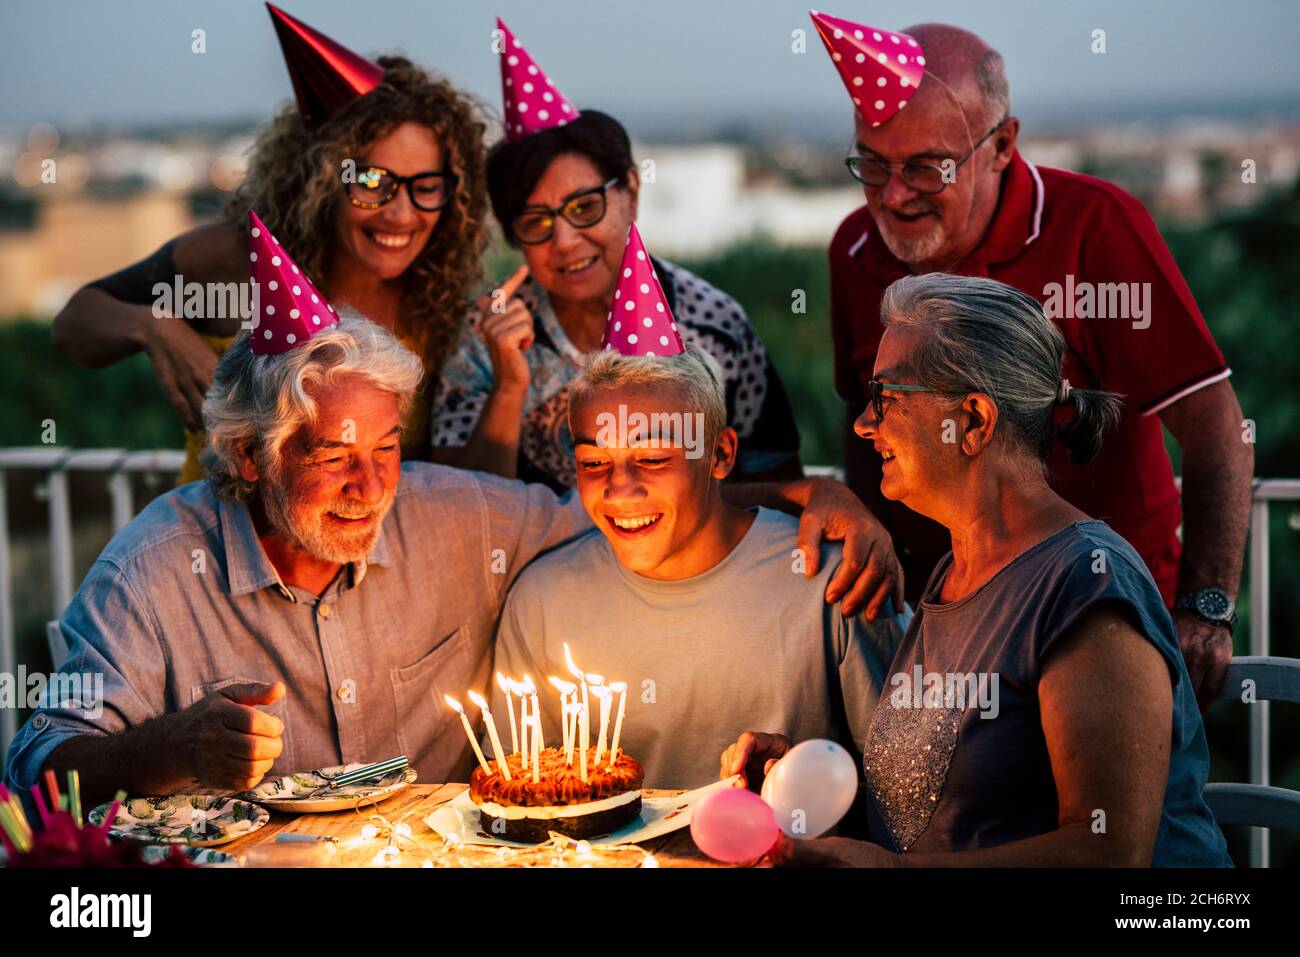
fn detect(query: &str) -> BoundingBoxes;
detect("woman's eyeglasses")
[865,379,939,422]
[844,120,1006,195]
[345,164,459,212]
[511,177,621,245]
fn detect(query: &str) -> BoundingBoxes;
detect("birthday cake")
[468,747,644,843]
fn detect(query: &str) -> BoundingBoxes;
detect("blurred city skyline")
[3,0,1300,140]
[4,0,1299,318]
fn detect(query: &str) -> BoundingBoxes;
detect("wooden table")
[220,785,728,867]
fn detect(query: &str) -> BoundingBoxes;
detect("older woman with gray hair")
[730,273,1230,867]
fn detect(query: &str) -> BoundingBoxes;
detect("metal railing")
[1245,478,1300,866]
[0,448,1294,864]
[0,447,185,751]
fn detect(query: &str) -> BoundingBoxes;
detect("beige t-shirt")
[492,507,905,789]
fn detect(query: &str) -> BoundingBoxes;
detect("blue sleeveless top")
[862,520,1231,866]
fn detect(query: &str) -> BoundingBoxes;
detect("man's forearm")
[1176,425,1253,600]
[1159,381,1254,600]
[43,715,188,809]
[720,476,820,515]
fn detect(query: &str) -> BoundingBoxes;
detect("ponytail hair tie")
[1056,378,1073,404]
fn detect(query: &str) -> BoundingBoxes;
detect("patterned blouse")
[431,257,800,490]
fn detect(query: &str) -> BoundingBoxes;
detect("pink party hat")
[601,224,684,358]
[246,210,338,355]
[809,11,925,128]
[497,18,579,141]
[267,4,385,131]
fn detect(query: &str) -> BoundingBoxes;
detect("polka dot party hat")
[267,4,385,132]
[497,17,579,142]
[809,11,925,129]
[247,210,338,355]
[601,223,685,358]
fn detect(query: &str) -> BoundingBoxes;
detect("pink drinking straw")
[30,785,51,828]
[100,791,126,834]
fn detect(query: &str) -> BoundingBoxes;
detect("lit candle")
[530,714,541,784]
[549,676,576,753]
[607,681,627,768]
[443,695,492,776]
[564,642,589,719]
[468,690,511,780]
[579,699,589,783]
[563,702,581,765]
[496,672,519,755]
[592,685,612,764]
[523,675,543,752]
[518,692,529,771]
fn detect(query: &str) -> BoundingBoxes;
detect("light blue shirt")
[3,464,588,790]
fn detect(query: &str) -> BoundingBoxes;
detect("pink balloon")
[690,787,779,863]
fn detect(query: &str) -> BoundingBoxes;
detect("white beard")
[876,217,948,265]
[261,478,393,565]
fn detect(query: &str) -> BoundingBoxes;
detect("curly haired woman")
[53,42,489,480]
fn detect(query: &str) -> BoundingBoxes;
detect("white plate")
[425,775,740,848]
[239,765,418,813]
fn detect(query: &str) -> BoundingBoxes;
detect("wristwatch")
[1175,588,1237,632]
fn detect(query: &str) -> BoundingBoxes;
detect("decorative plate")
[88,795,269,846]
[140,844,240,867]
[238,764,418,813]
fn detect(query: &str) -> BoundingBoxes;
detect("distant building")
[0,190,194,318]
[633,142,863,256]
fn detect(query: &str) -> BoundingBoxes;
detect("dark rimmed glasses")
[511,177,621,245]
[345,164,459,212]
[845,120,1007,194]
[865,379,940,422]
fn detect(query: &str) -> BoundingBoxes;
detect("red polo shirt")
[830,150,1230,605]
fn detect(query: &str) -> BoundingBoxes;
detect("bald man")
[821,21,1251,712]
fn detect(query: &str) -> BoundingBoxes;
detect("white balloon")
[761,738,858,839]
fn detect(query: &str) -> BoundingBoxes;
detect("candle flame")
[586,673,605,686]
[591,685,612,699]
[443,694,465,714]
[495,671,510,693]
[563,642,583,679]
[521,674,537,694]
[609,681,627,693]
[467,690,490,712]
[549,675,576,694]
